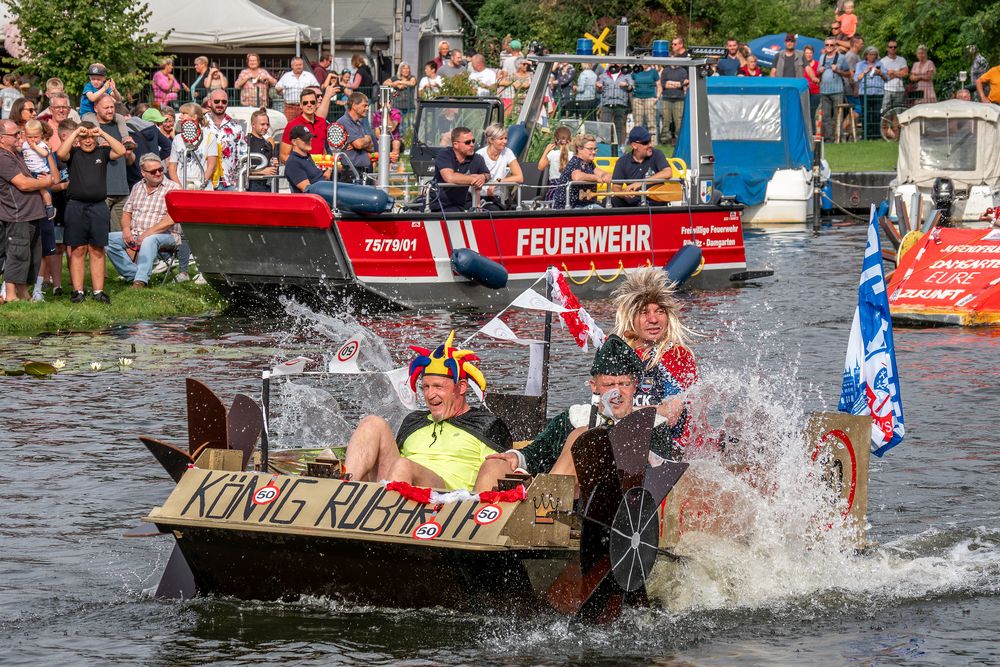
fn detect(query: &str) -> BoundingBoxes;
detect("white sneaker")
[193,273,207,285]
[152,260,169,275]
[175,272,190,283]
[31,291,44,302]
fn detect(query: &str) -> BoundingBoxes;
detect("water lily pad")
[24,361,57,376]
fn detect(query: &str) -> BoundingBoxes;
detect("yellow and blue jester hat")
[408,331,487,392]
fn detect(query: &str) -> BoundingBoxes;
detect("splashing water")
[641,366,1000,616]
[266,298,410,449]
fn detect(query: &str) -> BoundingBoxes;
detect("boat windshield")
[919,118,977,171]
[416,106,493,147]
[708,94,782,141]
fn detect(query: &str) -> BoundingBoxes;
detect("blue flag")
[838,206,905,456]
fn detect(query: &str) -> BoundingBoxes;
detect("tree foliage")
[7,0,165,97]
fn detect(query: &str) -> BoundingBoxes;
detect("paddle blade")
[545,554,612,616]
[572,428,622,528]
[186,378,228,455]
[228,394,263,469]
[141,436,194,483]
[607,408,656,491]
[153,543,197,599]
[643,461,689,506]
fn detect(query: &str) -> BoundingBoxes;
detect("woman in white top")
[168,102,218,190]
[475,123,523,210]
[418,61,443,99]
[537,125,574,182]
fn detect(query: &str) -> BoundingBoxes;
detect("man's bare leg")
[89,245,106,292]
[551,427,587,497]
[387,456,448,489]
[69,245,87,292]
[344,415,402,481]
[473,458,513,493]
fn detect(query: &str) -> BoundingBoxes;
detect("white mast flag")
[479,316,520,341]
[271,356,313,376]
[328,335,362,374]
[385,366,418,410]
[510,288,572,313]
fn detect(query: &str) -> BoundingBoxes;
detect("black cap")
[87,65,107,77]
[590,334,643,378]
[289,125,314,142]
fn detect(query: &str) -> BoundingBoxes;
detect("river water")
[2,225,998,665]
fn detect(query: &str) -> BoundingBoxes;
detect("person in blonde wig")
[612,267,698,431]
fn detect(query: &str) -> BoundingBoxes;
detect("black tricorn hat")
[591,334,643,378]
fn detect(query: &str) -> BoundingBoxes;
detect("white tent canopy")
[144,0,321,47]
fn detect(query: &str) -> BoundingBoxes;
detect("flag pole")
[540,267,553,417]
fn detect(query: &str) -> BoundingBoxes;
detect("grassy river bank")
[1,263,224,336]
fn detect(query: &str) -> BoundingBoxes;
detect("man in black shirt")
[610,126,673,207]
[433,126,490,212]
[284,125,331,193]
[56,122,126,303]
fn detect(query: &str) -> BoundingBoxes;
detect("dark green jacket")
[519,405,686,475]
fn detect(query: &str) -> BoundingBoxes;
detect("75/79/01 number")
[364,238,418,253]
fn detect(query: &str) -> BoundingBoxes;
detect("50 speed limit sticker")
[474,504,502,525]
[412,520,442,540]
[252,483,281,505]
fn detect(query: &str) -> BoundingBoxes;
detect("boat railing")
[411,176,684,212]
[557,177,681,209]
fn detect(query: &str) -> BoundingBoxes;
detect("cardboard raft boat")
[888,226,1000,326]
[139,380,871,622]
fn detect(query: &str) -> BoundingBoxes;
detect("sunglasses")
[633,140,650,145]
[458,139,474,145]
[143,167,164,174]
[23,107,36,112]
[211,99,228,104]
[301,100,317,106]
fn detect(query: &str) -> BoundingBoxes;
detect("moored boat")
[165,35,774,309]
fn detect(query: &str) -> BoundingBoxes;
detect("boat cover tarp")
[896,99,1000,190]
[675,77,813,207]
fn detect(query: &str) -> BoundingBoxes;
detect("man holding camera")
[55,122,126,304]
[105,153,180,288]
[82,94,134,233]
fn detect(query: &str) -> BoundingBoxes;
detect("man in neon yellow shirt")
[343,332,513,491]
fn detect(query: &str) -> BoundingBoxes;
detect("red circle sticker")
[474,504,503,525]
[252,483,281,505]
[412,520,442,540]
[337,340,359,363]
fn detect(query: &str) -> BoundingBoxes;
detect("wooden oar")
[186,378,228,456]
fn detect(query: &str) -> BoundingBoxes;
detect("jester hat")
[408,331,487,392]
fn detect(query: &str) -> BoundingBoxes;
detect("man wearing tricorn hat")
[343,332,513,492]
[474,334,685,491]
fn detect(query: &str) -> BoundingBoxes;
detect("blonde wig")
[611,267,695,369]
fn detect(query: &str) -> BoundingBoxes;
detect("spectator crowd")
[3,4,1000,304]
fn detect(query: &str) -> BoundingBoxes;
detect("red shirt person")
[279,86,335,163]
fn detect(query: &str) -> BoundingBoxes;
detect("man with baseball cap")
[610,126,674,207]
[284,125,332,193]
[343,331,513,492]
[771,34,805,79]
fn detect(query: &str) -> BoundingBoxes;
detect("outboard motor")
[932,177,955,227]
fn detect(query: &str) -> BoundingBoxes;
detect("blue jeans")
[107,231,177,284]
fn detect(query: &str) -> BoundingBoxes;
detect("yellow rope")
[562,262,595,285]
[690,254,705,278]
[596,260,625,283]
